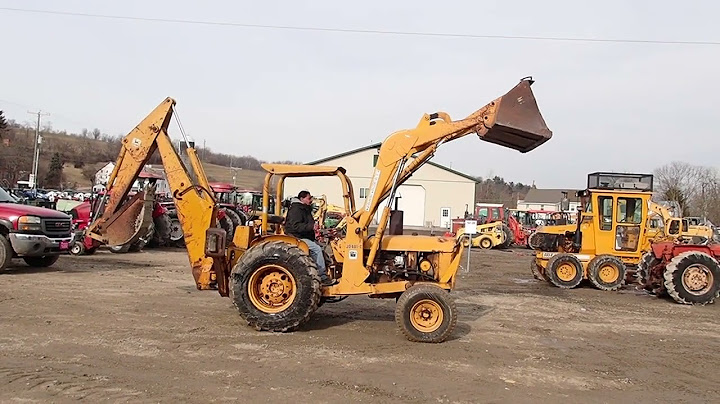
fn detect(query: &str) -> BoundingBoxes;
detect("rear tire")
[497,224,513,249]
[636,252,660,293]
[664,251,720,305]
[395,284,457,343]
[23,255,59,267]
[216,209,235,247]
[588,255,626,291]
[546,253,583,289]
[230,241,321,332]
[0,234,12,272]
[109,244,130,254]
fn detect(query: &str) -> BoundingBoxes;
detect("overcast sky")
[1,0,718,189]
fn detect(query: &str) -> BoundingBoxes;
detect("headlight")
[18,216,42,231]
[18,216,41,224]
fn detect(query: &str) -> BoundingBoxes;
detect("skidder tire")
[0,234,12,272]
[530,257,548,282]
[546,253,583,289]
[664,251,720,305]
[230,241,321,332]
[395,284,457,343]
[23,255,59,268]
[588,254,626,291]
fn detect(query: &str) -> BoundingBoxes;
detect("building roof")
[522,188,580,204]
[307,142,478,183]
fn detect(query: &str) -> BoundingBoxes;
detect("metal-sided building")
[282,143,477,229]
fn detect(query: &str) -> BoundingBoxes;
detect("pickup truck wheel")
[23,255,60,268]
[0,235,12,272]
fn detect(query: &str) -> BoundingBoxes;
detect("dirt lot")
[1,247,719,403]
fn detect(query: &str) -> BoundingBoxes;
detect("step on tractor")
[89,77,553,342]
[530,172,720,304]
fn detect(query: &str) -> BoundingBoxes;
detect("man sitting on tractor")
[285,190,337,286]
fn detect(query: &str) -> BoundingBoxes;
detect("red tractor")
[474,203,527,248]
[637,241,720,305]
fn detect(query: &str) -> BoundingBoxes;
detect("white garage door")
[395,185,426,226]
[372,185,426,227]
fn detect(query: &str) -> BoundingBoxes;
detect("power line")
[1,6,719,46]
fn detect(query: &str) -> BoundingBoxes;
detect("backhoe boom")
[84,98,227,294]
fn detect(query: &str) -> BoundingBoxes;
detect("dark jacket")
[285,198,316,241]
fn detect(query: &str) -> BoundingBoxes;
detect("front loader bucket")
[480,78,552,153]
[100,185,156,248]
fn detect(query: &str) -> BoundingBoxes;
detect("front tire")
[546,253,583,289]
[0,235,12,272]
[230,241,321,332]
[395,284,457,343]
[69,241,86,256]
[23,255,59,267]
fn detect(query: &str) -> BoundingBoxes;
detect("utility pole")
[27,110,50,191]
[202,139,206,162]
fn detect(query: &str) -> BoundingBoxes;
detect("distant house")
[94,162,170,196]
[517,188,581,212]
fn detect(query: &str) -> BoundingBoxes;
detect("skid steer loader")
[87,77,553,342]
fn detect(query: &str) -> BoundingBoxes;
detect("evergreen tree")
[44,152,64,188]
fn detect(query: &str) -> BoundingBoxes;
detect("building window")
[373,154,379,167]
[359,187,370,198]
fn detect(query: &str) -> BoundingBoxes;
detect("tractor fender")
[249,234,310,254]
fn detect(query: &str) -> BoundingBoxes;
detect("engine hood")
[0,202,72,221]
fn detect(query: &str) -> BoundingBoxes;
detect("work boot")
[321,277,338,287]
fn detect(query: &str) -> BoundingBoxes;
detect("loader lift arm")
[349,77,552,271]
[84,98,228,294]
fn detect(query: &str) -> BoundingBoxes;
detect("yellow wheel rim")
[481,239,492,249]
[598,264,619,283]
[410,299,444,333]
[682,264,714,296]
[556,263,577,282]
[248,265,297,314]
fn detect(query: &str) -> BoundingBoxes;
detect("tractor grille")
[42,218,72,236]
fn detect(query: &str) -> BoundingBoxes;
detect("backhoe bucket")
[480,78,552,153]
[100,185,156,248]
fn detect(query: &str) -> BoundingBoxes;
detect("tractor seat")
[267,214,285,225]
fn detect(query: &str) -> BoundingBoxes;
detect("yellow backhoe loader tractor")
[89,77,553,343]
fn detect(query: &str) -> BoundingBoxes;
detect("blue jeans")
[302,239,327,280]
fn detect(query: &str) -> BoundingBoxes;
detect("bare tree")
[91,128,101,140]
[654,161,720,222]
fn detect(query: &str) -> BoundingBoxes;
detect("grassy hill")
[61,161,268,192]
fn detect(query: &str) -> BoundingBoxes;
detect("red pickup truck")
[0,187,73,271]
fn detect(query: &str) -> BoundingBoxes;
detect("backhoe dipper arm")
[84,98,227,294]
[350,78,552,268]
